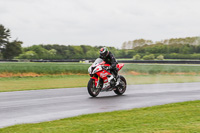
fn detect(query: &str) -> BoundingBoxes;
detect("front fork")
[91,76,102,89]
[96,77,101,88]
[91,76,98,87]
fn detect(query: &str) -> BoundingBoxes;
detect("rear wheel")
[87,79,100,97]
[114,75,126,95]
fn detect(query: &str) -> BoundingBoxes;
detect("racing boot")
[115,75,120,86]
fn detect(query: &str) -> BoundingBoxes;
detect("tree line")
[17,44,128,59]
[125,38,200,60]
[1,24,200,60]
[16,41,200,60]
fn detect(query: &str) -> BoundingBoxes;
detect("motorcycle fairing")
[92,65,102,74]
[117,64,124,71]
[96,70,112,83]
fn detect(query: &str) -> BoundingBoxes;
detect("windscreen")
[92,58,103,66]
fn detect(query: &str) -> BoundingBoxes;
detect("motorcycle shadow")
[89,94,126,99]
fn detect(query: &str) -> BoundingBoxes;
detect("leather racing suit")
[100,51,118,78]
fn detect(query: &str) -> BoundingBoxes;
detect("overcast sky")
[0,0,200,48]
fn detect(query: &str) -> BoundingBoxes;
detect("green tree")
[86,50,98,58]
[48,49,57,56]
[0,24,22,59]
[28,45,47,56]
[23,45,51,59]
[133,54,141,60]
[2,40,22,59]
[18,51,38,59]
[0,24,10,48]
[157,55,164,60]
[179,44,193,54]
[143,54,155,60]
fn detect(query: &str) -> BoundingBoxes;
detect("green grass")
[1,62,200,74]
[0,62,90,74]
[1,100,199,133]
[0,75,89,92]
[1,63,200,132]
[1,75,200,92]
[1,62,200,92]
[126,74,200,84]
[123,63,200,74]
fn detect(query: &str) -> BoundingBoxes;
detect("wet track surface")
[0,82,200,128]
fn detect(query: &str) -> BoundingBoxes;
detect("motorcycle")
[87,58,127,97]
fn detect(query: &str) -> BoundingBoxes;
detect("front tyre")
[114,75,127,95]
[87,78,100,97]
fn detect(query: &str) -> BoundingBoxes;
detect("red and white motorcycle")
[87,58,127,97]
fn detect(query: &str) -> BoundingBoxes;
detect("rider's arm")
[109,52,118,69]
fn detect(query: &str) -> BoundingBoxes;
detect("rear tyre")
[114,75,126,95]
[87,79,100,97]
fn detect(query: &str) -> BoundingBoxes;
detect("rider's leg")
[114,69,121,86]
[111,69,120,86]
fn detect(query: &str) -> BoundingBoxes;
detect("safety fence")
[1,59,200,64]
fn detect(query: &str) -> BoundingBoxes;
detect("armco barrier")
[24,59,200,64]
[117,60,200,64]
[30,59,80,62]
[0,60,18,62]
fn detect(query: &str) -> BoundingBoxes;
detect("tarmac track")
[0,82,200,128]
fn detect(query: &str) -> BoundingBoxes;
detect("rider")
[99,47,120,85]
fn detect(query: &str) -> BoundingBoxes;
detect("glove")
[116,68,119,71]
[103,66,111,70]
[107,66,112,70]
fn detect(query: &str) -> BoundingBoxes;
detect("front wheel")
[114,75,127,95]
[87,78,100,97]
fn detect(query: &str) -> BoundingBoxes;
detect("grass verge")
[126,74,200,85]
[1,75,200,92]
[0,62,90,75]
[1,62,200,75]
[0,75,89,92]
[0,100,199,133]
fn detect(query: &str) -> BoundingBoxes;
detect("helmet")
[100,47,109,59]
